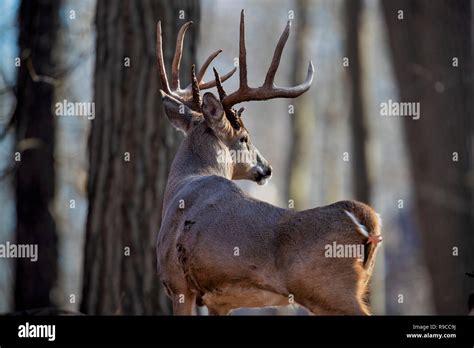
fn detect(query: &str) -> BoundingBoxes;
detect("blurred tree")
[286,0,314,209]
[14,0,60,310]
[345,0,370,203]
[81,0,200,315]
[383,0,473,314]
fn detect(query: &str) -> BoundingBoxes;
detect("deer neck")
[164,127,233,201]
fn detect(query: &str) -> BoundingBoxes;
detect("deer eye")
[240,136,248,143]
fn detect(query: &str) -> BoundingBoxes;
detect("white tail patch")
[344,210,369,238]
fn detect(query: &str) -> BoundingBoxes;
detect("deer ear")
[202,93,236,139]
[202,93,224,123]
[160,90,194,134]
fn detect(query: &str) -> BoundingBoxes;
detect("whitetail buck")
[156,11,382,315]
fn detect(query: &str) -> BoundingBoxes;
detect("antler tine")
[239,9,248,90]
[222,12,314,110]
[197,49,222,83]
[171,21,193,90]
[213,67,228,101]
[292,61,315,94]
[189,48,237,90]
[199,67,237,90]
[156,21,170,94]
[191,64,202,111]
[263,21,291,87]
[213,67,241,130]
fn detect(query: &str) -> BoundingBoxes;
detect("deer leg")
[289,260,371,316]
[172,291,197,315]
[294,287,370,316]
[295,284,370,316]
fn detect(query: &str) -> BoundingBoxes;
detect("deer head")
[157,11,314,185]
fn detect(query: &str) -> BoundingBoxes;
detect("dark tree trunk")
[286,0,314,209]
[81,0,200,315]
[14,0,60,310]
[383,0,473,314]
[346,0,370,204]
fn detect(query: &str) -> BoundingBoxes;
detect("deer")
[156,10,382,316]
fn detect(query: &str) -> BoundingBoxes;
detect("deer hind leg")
[290,261,370,315]
[297,285,369,316]
[172,291,197,315]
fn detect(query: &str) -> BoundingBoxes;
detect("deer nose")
[265,166,273,177]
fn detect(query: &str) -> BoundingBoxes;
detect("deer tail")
[343,202,382,272]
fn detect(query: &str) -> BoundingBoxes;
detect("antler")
[220,10,314,112]
[156,20,236,109]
